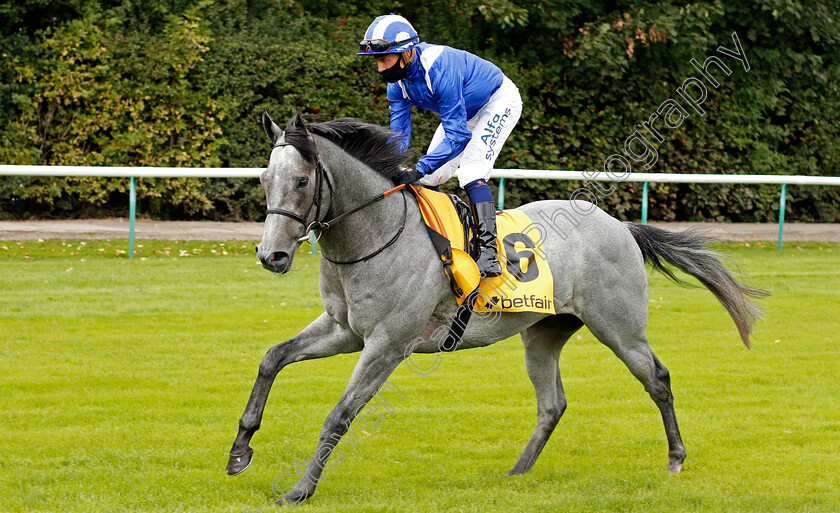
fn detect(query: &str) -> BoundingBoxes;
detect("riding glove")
[392,167,424,186]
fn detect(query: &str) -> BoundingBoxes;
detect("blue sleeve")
[416,62,472,175]
[387,85,412,153]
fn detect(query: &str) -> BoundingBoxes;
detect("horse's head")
[256,110,328,274]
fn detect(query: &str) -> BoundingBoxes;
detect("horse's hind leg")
[508,314,583,475]
[648,352,686,473]
[585,313,687,473]
[227,312,362,476]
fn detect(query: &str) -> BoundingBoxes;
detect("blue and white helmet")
[357,14,419,56]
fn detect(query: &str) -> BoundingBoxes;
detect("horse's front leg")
[226,312,362,476]
[280,335,406,506]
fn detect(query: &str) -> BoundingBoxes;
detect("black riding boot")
[471,201,502,277]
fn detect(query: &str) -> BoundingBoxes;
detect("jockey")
[358,13,523,277]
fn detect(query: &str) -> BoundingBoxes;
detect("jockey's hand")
[392,167,424,186]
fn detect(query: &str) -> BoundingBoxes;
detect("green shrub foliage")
[1,0,838,221]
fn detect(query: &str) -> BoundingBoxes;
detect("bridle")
[266,141,333,235]
[265,140,408,265]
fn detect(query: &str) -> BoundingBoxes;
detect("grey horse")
[226,111,767,505]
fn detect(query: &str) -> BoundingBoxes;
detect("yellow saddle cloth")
[412,186,555,315]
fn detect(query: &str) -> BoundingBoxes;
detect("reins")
[266,140,409,265]
[322,187,407,265]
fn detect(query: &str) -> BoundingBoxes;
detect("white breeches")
[418,76,522,188]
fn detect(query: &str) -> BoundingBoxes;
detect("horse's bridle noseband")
[265,140,408,265]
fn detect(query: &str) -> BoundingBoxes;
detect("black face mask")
[379,55,408,83]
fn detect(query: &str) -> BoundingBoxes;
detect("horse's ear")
[291,108,308,133]
[262,109,283,144]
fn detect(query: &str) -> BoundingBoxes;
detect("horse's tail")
[624,222,769,348]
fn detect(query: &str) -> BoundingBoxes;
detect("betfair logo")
[490,294,553,311]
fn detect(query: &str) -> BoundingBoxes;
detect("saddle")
[409,185,556,315]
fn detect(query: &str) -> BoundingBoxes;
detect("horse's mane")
[284,117,412,179]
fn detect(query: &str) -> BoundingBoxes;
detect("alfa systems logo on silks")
[473,209,555,315]
[482,108,513,161]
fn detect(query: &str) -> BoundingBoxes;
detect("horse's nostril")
[254,246,258,253]
[257,248,291,272]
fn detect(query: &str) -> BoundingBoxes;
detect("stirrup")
[477,255,502,277]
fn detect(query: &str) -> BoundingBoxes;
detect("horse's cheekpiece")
[411,187,555,314]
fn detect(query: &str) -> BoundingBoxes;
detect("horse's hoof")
[667,450,686,474]
[226,447,254,475]
[278,489,313,508]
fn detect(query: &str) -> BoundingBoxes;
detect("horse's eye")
[297,177,310,188]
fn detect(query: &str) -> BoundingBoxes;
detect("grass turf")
[1,239,838,512]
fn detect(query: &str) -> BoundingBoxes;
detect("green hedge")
[1,0,838,221]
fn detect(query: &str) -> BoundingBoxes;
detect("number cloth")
[472,209,556,314]
[413,187,555,314]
